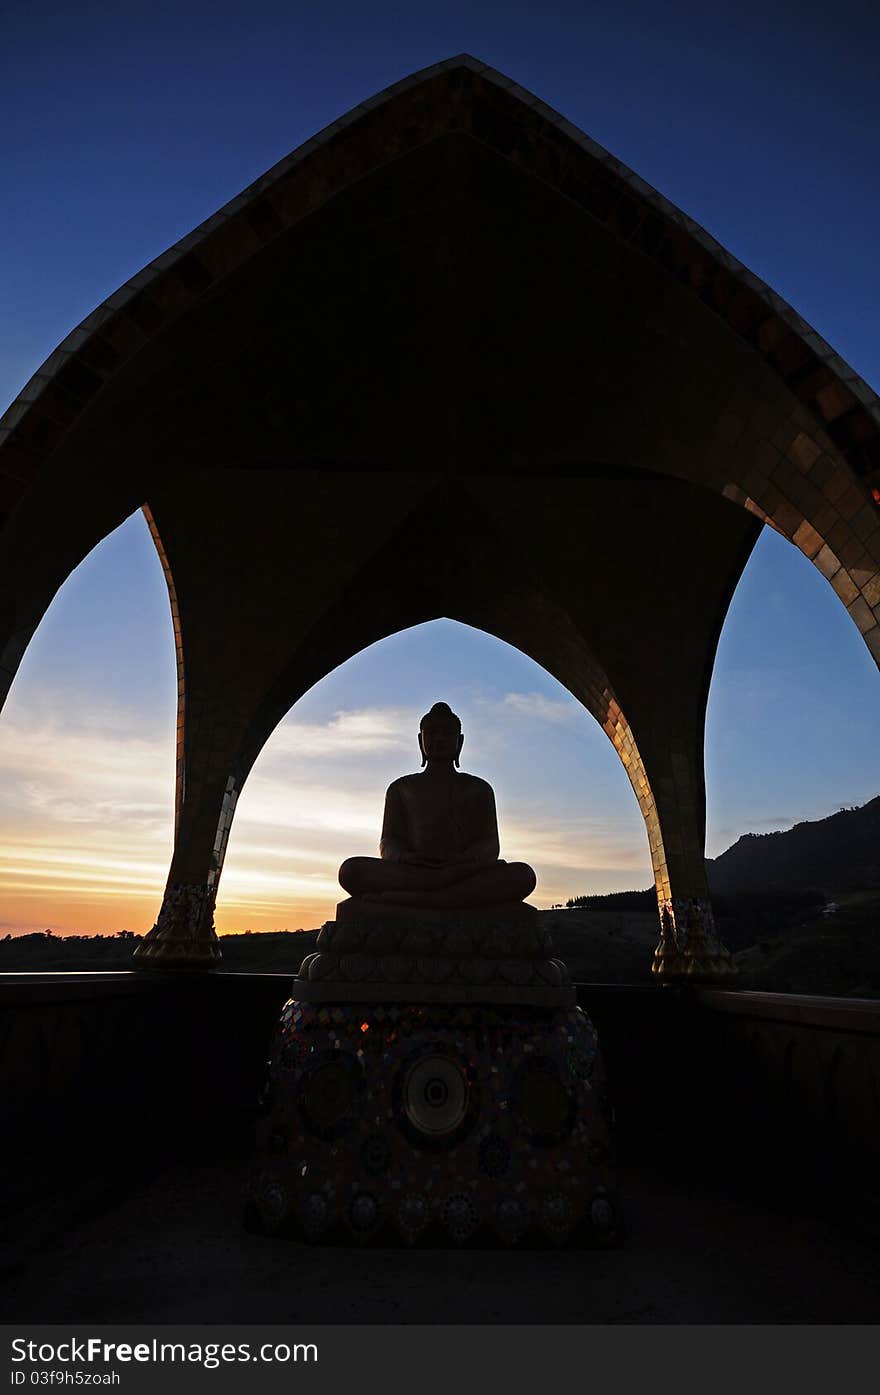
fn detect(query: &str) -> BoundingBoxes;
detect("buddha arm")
[454,785,501,865]
[461,835,501,864]
[379,783,414,863]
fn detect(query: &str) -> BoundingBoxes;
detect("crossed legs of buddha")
[338,856,536,908]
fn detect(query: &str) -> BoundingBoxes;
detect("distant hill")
[554,795,880,996]
[562,795,880,905]
[0,929,318,974]
[705,795,880,896]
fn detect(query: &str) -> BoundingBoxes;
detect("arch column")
[632,727,735,982]
[132,694,244,968]
[132,471,445,969]
[557,692,735,982]
[450,473,756,983]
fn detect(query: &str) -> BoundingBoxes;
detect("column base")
[653,897,737,985]
[132,881,222,971]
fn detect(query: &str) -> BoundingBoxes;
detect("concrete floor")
[3,1147,879,1324]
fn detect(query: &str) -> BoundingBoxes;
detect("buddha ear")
[455,732,464,767]
[418,731,427,767]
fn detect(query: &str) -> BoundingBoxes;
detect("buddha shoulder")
[383,772,494,798]
[455,772,496,801]
[384,774,420,798]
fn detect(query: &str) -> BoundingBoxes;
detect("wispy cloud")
[501,814,648,872]
[267,707,411,760]
[503,692,578,724]
[0,708,174,824]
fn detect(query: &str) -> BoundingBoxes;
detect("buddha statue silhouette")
[338,702,536,917]
[258,703,610,1252]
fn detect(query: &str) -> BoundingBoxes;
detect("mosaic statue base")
[246,998,622,1248]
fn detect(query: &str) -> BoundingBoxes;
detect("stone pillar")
[637,733,736,985]
[133,696,243,970]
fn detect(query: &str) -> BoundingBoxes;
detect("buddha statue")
[263,709,605,1254]
[337,702,537,917]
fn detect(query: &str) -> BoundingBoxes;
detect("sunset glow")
[0,675,653,935]
[2,513,880,938]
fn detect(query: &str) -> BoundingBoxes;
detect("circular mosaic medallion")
[442,1194,477,1244]
[495,1197,528,1245]
[396,1193,430,1244]
[300,1191,330,1239]
[260,1180,288,1226]
[403,1054,468,1136]
[541,1191,573,1238]
[348,1191,380,1236]
[299,1052,362,1139]
[590,1195,617,1240]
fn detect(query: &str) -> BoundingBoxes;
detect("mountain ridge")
[706,794,880,896]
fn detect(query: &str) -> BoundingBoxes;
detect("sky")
[1,1,879,935]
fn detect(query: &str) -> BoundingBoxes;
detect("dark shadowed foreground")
[4,1143,879,1324]
[3,974,878,1324]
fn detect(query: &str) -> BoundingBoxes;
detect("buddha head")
[418,702,464,768]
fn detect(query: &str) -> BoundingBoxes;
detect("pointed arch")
[1,55,876,967]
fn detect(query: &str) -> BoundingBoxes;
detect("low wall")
[1,973,877,1231]
[693,988,880,1232]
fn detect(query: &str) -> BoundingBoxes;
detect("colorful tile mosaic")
[247,997,621,1247]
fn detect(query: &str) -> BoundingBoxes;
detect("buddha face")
[418,710,464,765]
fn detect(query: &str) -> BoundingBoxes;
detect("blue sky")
[1,1,879,932]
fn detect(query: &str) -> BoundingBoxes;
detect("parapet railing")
[1,972,877,1233]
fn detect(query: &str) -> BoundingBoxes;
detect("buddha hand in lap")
[338,703,536,911]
